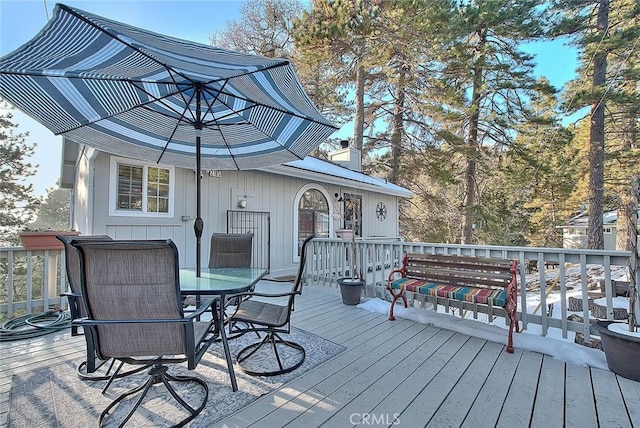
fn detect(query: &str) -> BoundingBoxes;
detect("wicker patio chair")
[57,234,148,388]
[225,235,313,376]
[72,239,217,428]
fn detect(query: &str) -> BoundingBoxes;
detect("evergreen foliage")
[550,0,639,249]
[0,103,41,246]
[207,0,638,248]
[26,185,71,231]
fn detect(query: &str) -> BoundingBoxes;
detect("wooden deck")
[2,283,639,427]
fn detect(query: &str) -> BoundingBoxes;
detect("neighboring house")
[559,211,618,250]
[60,139,413,277]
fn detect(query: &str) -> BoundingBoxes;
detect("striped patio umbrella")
[0,4,337,275]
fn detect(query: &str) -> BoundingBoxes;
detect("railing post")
[559,252,568,338]
[26,251,33,314]
[58,249,68,310]
[7,250,15,318]
[579,254,591,343]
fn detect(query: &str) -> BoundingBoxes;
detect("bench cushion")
[389,277,507,307]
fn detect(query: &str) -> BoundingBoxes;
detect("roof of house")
[561,210,618,227]
[60,139,413,198]
[261,156,413,198]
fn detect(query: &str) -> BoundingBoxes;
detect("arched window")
[293,185,331,260]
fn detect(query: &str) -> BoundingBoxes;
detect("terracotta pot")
[593,320,640,381]
[337,278,364,305]
[18,231,80,250]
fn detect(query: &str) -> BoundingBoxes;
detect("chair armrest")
[226,290,300,301]
[74,318,191,326]
[183,298,217,321]
[72,297,216,327]
[387,267,405,282]
[61,291,82,299]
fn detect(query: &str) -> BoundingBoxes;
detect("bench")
[386,253,520,353]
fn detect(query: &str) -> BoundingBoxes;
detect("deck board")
[619,376,640,426]
[496,350,543,427]
[461,347,523,427]
[243,319,421,427]
[1,283,639,428]
[426,340,505,427]
[282,322,432,428]
[531,356,566,427]
[319,325,442,427]
[565,363,598,428]
[591,368,633,428]
[396,336,487,424]
[364,332,471,424]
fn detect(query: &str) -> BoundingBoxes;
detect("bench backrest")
[404,253,517,290]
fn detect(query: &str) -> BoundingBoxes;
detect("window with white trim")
[109,157,175,217]
[293,184,332,262]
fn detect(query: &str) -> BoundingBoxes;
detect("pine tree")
[500,83,578,247]
[0,104,41,245]
[550,0,639,249]
[364,0,456,184]
[293,0,384,152]
[429,1,553,244]
[27,185,71,231]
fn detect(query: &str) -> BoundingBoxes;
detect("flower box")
[18,231,80,250]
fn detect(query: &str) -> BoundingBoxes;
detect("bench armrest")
[387,253,409,282]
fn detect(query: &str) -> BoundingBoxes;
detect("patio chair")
[183,232,255,310]
[209,232,253,268]
[71,239,217,428]
[57,234,147,387]
[225,235,313,376]
[187,232,255,316]
[57,234,113,337]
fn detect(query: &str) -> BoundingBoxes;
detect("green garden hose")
[0,308,71,341]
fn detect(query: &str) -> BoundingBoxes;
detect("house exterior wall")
[561,225,617,250]
[71,148,95,234]
[79,152,403,277]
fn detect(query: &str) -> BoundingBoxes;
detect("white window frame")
[109,156,175,218]
[292,184,333,263]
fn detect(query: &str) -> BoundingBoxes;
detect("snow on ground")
[594,296,630,309]
[357,297,609,371]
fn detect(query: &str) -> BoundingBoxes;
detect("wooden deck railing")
[2,240,637,344]
[307,238,638,342]
[0,247,67,320]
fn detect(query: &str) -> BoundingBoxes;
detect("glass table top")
[179,267,266,295]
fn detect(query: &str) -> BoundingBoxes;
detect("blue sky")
[0,0,579,196]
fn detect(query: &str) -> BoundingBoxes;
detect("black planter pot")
[593,320,640,381]
[337,278,364,305]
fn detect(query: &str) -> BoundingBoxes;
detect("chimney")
[328,140,362,172]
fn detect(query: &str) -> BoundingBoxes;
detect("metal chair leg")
[236,332,305,376]
[99,364,208,428]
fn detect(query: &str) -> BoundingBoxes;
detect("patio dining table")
[180,267,267,392]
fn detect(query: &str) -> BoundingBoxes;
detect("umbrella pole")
[194,85,204,277]
[195,132,203,277]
